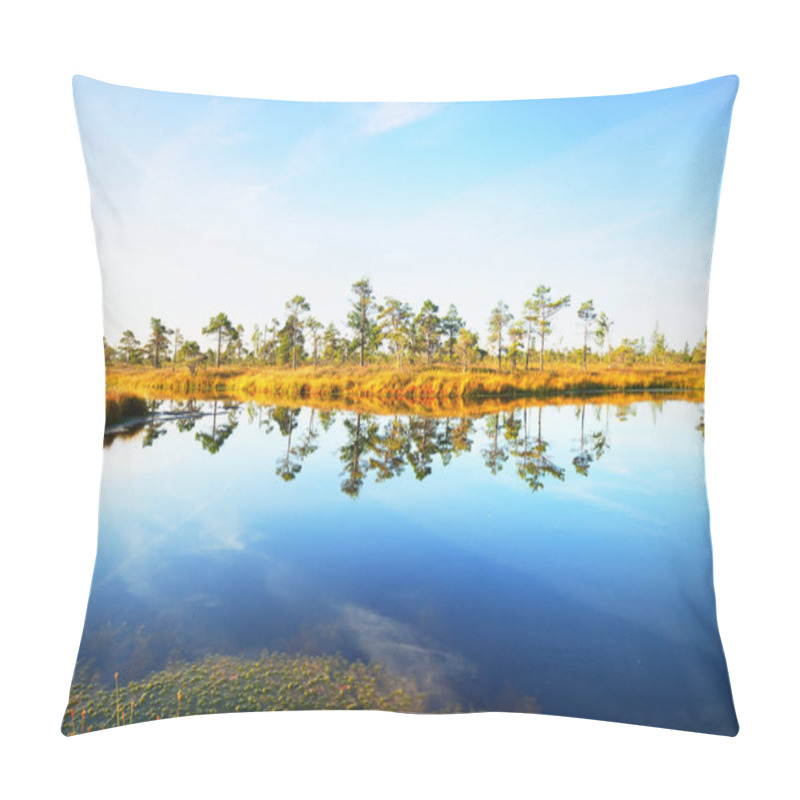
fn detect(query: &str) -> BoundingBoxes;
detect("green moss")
[63,651,426,735]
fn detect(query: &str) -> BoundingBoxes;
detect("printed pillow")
[65,75,738,736]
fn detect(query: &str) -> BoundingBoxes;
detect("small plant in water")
[114,671,120,727]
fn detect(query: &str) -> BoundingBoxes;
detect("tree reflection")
[369,415,409,482]
[195,400,238,454]
[482,414,509,475]
[273,407,301,482]
[258,404,276,435]
[649,397,665,424]
[142,423,167,448]
[451,417,475,458]
[340,413,379,497]
[615,403,636,422]
[174,399,201,433]
[111,396,652,497]
[297,408,320,460]
[255,406,321,482]
[407,416,442,481]
[572,404,610,476]
[317,409,337,432]
[512,406,565,492]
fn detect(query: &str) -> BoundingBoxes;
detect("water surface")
[75,394,737,734]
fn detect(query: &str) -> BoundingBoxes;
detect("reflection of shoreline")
[104,382,703,419]
[106,364,704,408]
[103,397,703,499]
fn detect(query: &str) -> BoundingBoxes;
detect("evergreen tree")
[306,317,324,368]
[172,329,184,364]
[414,300,442,366]
[595,312,613,366]
[525,286,570,371]
[441,304,464,363]
[577,300,597,371]
[145,317,173,368]
[454,329,479,372]
[650,323,667,364]
[103,337,117,365]
[322,323,342,365]
[487,301,513,371]
[508,321,525,370]
[692,329,707,364]
[285,295,310,369]
[118,330,141,364]
[202,312,236,368]
[378,297,413,368]
[250,325,264,363]
[347,278,378,367]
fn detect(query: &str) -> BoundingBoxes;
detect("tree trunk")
[583,328,588,371]
[360,307,366,367]
[216,331,221,368]
[351,414,362,480]
[580,404,585,449]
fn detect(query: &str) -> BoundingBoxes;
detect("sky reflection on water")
[77,395,737,734]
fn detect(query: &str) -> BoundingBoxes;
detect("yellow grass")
[118,386,703,419]
[107,363,703,408]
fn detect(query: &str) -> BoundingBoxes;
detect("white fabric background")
[1,2,796,797]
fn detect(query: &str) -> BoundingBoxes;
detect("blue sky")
[74,75,737,353]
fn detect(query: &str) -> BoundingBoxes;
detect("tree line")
[104,278,708,372]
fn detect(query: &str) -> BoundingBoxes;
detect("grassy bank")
[107,363,704,404]
[111,386,702,420]
[63,651,426,734]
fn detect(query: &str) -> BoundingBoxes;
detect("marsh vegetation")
[104,279,706,405]
[63,651,426,734]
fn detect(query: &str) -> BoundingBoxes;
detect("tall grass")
[107,363,704,405]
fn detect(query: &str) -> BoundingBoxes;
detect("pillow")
[65,75,738,736]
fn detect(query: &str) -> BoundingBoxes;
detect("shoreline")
[105,365,704,420]
[107,364,704,399]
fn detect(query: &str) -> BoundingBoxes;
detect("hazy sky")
[74,75,737,353]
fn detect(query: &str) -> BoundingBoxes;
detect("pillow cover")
[65,75,738,736]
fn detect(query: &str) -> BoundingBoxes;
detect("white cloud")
[358,102,442,136]
[339,604,473,706]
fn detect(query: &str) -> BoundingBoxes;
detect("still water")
[75,395,737,734]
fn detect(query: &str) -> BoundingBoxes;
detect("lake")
[72,393,737,734]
